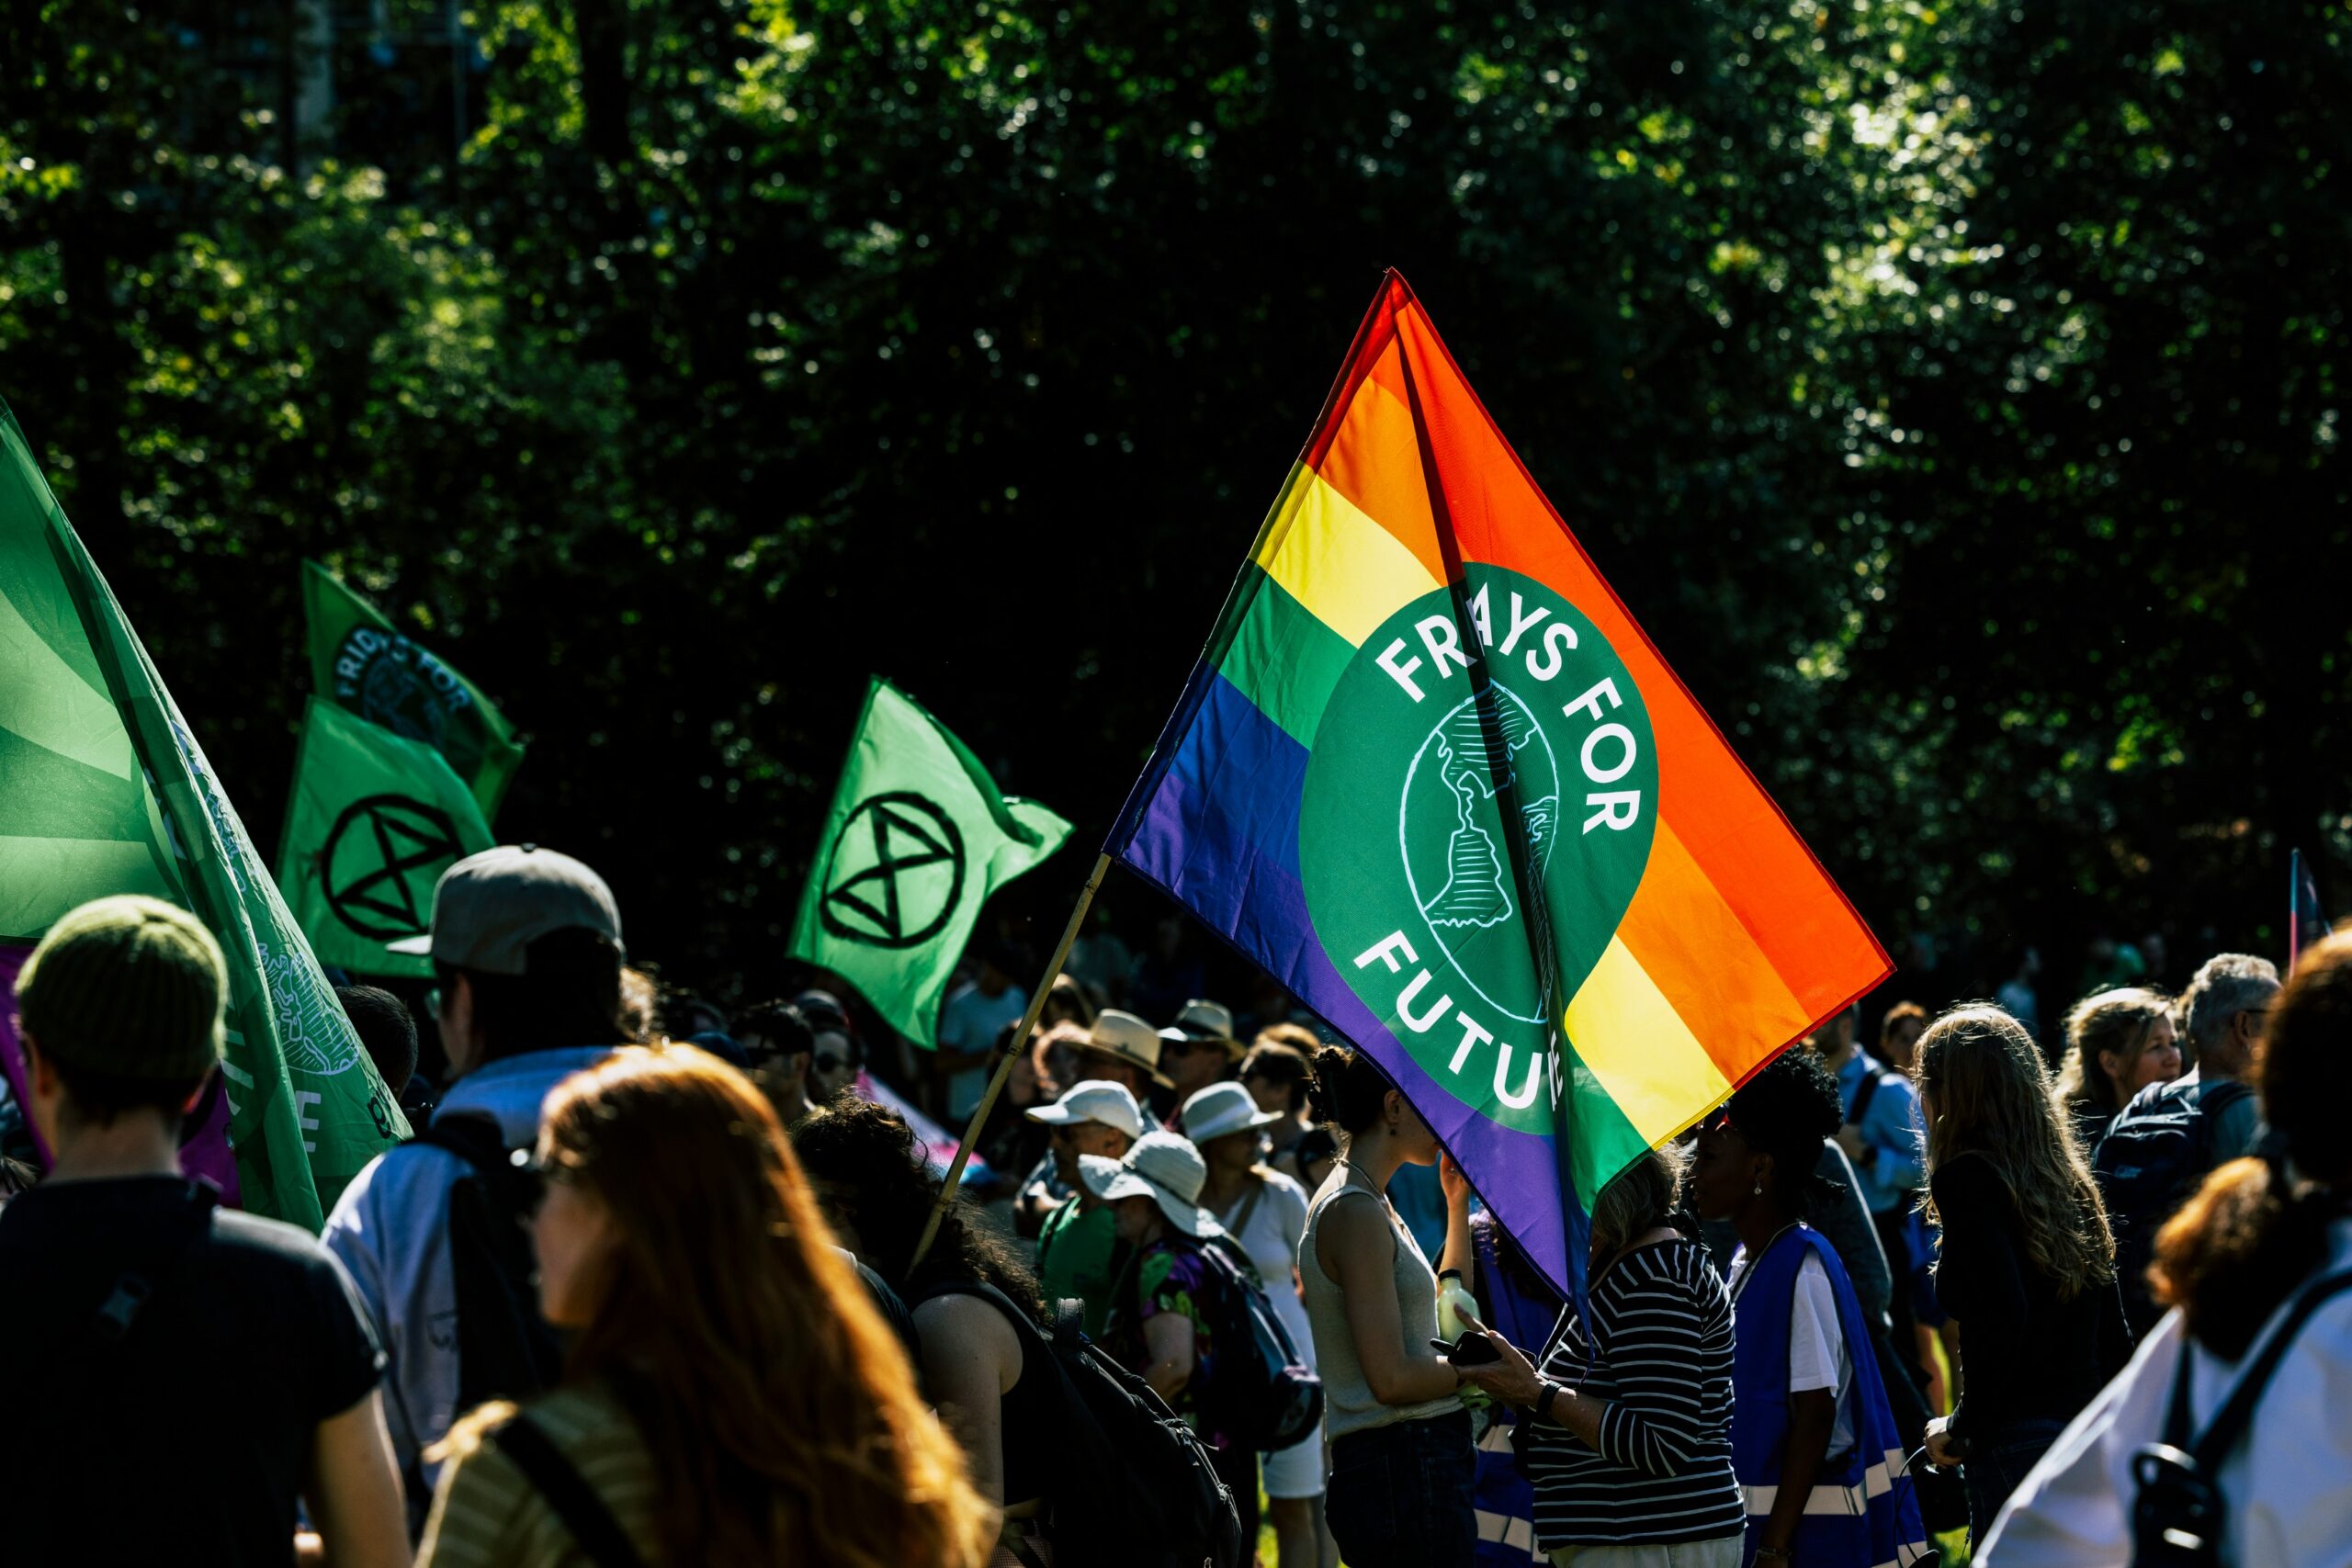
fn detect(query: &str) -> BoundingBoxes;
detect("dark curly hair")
[1723,1048,1843,1217]
[787,1097,1046,1323]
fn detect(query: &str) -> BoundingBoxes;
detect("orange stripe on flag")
[1388,299,1887,1027]
[1311,347,1447,583]
[1617,819,1815,1086]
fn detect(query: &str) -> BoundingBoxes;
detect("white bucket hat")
[1180,1080,1283,1146]
[1078,1131,1225,1238]
[1025,1078,1145,1140]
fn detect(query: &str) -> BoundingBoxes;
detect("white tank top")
[1298,1162,1463,1439]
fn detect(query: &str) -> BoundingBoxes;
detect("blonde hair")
[2055,986,2170,1114]
[438,1047,992,1568]
[1917,1006,2115,1300]
[1591,1145,1686,1263]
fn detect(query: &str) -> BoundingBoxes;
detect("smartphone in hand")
[1432,1334,1502,1367]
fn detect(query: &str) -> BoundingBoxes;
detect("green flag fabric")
[0,406,407,1228]
[787,679,1072,1047]
[277,698,495,979]
[303,559,524,817]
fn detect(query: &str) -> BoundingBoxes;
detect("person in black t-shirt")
[0,896,406,1568]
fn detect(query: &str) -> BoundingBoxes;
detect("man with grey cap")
[322,843,629,1525]
[0,897,407,1567]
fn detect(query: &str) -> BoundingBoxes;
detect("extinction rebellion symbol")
[820,792,968,949]
[322,794,468,940]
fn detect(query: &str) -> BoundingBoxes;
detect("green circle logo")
[1299,566,1657,1134]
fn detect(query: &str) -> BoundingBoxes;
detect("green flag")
[787,679,1072,1046]
[0,404,406,1228]
[277,698,495,979]
[303,559,523,817]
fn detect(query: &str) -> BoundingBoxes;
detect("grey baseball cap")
[386,844,623,975]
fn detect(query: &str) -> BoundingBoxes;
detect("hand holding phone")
[1431,1333,1502,1366]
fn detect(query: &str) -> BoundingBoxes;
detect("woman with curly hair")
[416,1048,992,1568]
[790,1097,1056,1567]
[1978,931,2352,1567]
[2052,987,2179,1150]
[1911,1006,2128,1540]
[1689,1049,1927,1568]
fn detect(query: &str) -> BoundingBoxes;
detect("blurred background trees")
[3,0,2345,1008]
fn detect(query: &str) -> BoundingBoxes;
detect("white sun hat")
[1024,1078,1145,1139]
[1179,1080,1284,1146]
[1077,1131,1225,1238]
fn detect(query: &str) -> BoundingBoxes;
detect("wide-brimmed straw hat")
[1074,1009,1175,1089]
[1159,998,1244,1063]
[1078,1131,1224,1238]
[1179,1080,1284,1146]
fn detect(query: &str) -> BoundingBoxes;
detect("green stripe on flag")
[1,401,407,1228]
[1216,566,1356,747]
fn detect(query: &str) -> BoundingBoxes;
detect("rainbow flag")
[1107,273,1887,1298]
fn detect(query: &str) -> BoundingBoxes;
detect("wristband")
[1536,1381,1564,1421]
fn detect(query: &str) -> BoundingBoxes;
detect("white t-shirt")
[1980,1221,2352,1568]
[937,982,1027,1119]
[1731,1249,1855,1463]
[1216,1168,1315,1368]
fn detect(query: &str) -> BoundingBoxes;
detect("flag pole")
[909,851,1113,1270]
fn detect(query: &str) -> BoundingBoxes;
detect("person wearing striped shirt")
[1458,1146,1745,1568]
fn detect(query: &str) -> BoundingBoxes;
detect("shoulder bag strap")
[2188,1269,2352,1468]
[1228,1175,1267,1245]
[1847,1065,1883,1129]
[494,1414,650,1568]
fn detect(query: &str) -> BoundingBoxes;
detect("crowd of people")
[1,840,2346,1568]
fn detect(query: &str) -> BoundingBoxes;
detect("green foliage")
[2,0,2344,992]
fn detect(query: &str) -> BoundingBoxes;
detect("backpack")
[413,1113,565,1414]
[924,1280,1247,1568]
[1192,1235,1326,1452]
[2131,1268,2352,1566]
[2094,1078,2256,1334]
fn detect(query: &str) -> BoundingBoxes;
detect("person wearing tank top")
[1298,1044,1478,1568]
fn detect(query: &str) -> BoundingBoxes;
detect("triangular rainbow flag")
[1108,272,1887,1299]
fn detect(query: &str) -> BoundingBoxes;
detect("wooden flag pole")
[909,851,1113,1270]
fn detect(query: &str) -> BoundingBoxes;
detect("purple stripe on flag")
[1112,670,1577,1288]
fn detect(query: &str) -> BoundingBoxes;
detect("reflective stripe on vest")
[1742,1449,1901,1517]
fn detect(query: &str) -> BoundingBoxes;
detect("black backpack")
[2131,1268,2352,1566]
[923,1280,1247,1568]
[1192,1235,1325,1452]
[2094,1078,2256,1334]
[413,1113,565,1414]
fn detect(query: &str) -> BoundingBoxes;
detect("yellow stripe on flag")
[1253,466,1442,648]
[1562,935,1733,1145]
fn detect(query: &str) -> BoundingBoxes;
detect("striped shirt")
[418,1383,664,1568]
[1521,1238,1745,1547]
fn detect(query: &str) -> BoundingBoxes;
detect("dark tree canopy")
[2,0,2343,1010]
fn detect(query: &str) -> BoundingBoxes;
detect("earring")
[1752,1178,1763,1197]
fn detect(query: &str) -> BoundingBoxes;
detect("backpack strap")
[2165,1268,2352,1464]
[493,1414,649,1568]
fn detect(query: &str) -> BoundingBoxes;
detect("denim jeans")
[1327,1409,1477,1568]
[1964,1417,2069,1545]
